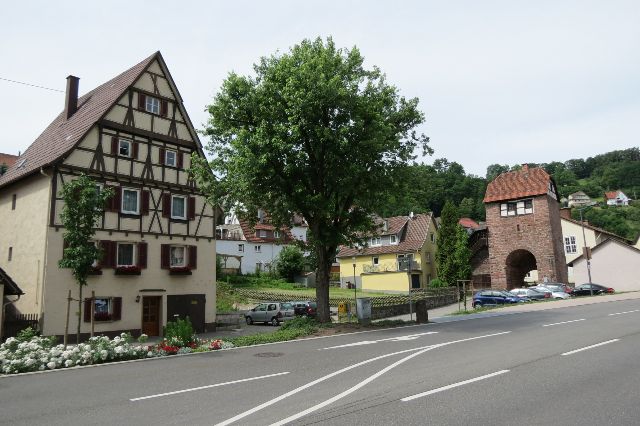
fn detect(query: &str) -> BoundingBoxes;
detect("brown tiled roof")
[238,220,295,243]
[336,213,433,258]
[0,153,18,169]
[0,53,158,189]
[0,266,23,295]
[459,217,480,229]
[604,191,618,200]
[484,165,552,203]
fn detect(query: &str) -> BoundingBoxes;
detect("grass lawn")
[251,287,388,299]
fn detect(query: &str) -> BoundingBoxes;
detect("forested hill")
[376,148,640,241]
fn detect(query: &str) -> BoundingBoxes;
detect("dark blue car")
[473,290,523,308]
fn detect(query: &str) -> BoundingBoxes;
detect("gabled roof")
[0,267,23,296]
[604,190,627,200]
[336,213,433,258]
[569,238,640,265]
[459,217,480,229]
[0,51,205,190]
[0,153,18,169]
[238,220,294,244]
[484,165,555,203]
[568,191,590,199]
[561,217,631,243]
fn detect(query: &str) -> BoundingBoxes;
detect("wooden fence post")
[90,290,95,338]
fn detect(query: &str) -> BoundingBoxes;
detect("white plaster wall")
[572,242,640,292]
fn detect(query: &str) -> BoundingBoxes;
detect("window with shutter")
[84,298,92,323]
[138,93,146,110]
[132,142,139,159]
[111,137,118,155]
[160,100,168,117]
[162,193,171,218]
[159,148,165,165]
[141,191,150,215]
[188,197,196,220]
[177,152,184,169]
[112,297,122,321]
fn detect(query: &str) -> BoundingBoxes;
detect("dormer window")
[119,139,132,157]
[390,235,397,244]
[165,150,177,167]
[258,230,267,238]
[500,199,533,217]
[146,96,160,115]
[370,237,381,246]
[274,230,280,239]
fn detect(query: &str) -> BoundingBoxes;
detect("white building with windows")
[216,211,298,274]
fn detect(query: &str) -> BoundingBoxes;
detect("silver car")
[532,285,572,300]
[245,302,295,326]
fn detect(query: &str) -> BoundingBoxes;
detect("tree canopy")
[202,37,431,321]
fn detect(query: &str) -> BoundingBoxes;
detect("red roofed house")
[483,165,568,289]
[216,209,296,274]
[336,213,438,293]
[459,217,480,231]
[604,190,630,206]
[0,52,218,338]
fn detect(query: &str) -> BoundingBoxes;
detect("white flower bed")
[0,330,234,375]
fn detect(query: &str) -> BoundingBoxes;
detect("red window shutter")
[159,148,165,165]
[138,93,146,110]
[160,100,168,117]
[188,197,196,220]
[141,190,150,215]
[84,298,92,323]
[111,136,118,154]
[100,240,115,268]
[188,245,197,270]
[137,242,148,269]
[177,152,184,169]
[132,142,139,159]
[112,297,122,321]
[161,244,170,269]
[162,193,171,218]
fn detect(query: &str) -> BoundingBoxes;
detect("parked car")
[571,283,615,296]
[510,288,551,300]
[290,301,317,317]
[531,285,572,300]
[245,302,295,326]
[473,290,522,308]
[539,282,573,294]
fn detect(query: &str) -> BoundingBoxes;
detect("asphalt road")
[2,297,640,425]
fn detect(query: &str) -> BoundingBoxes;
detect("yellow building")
[336,213,438,293]
[0,52,217,338]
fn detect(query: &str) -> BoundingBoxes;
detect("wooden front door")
[142,296,161,336]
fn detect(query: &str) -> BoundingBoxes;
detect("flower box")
[169,267,192,275]
[115,266,141,275]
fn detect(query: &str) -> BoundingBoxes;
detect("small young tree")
[435,200,460,286]
[58,174,113,343]
[453,223,472,284]
[276,246,305,282]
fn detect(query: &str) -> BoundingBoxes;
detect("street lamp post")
[352,256,357,317]
[578,206,593,296]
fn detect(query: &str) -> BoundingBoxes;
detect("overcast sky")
[1,1,638,176]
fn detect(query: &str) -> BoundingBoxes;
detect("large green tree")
[58,174,113,343]
[435,200,471,286]
[202,37,430,322]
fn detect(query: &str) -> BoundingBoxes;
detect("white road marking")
[252,331,511,426]
[401,370,510,402]
[609,309,640,316]
[320,332,438,350]
[130,372,290,402]
[561,339,620,356]
[542,319,586,327]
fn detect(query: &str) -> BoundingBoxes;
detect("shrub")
[429,278,447,288]
[164,317,195,347]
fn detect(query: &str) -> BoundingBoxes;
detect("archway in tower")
[505,249,537,290]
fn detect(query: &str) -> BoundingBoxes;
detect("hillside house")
[605,190,630,206]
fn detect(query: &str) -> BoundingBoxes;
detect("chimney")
[522,164,529,172]
[65,75,80,120]
[559,207,571,220]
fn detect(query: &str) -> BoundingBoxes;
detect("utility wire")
[0,76,64,93]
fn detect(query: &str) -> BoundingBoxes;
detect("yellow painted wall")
[0,173,51,315]
[362,271,410,292]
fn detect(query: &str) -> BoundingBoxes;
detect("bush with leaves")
[164,317,196,347]
[276,246,305,282]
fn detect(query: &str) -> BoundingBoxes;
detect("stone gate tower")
[484,165,568,289]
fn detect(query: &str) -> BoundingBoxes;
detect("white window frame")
[238,244,244,252]
[425,252,431,263]
[170,245,186,268]
[390,235,397,244]
[255,245,261,253]
[259,230,267,238]
[564,236,577,254]
[165,150,177,167]
[119,139,132,158]
[370,237,381,246]
[274,230,280,239]
[430,233,435,243]
[93,298,113,321]
[171,195,187,220]
[116,242,136,267]
[372,256,379,266]
[501,199,533,217]
[121,188,140,215]
[145,96,160,115]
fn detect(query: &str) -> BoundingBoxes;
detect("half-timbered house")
[0,52,217,338]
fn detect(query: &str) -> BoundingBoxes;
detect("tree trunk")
[76,285,83,344]
[315,247,333,323]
